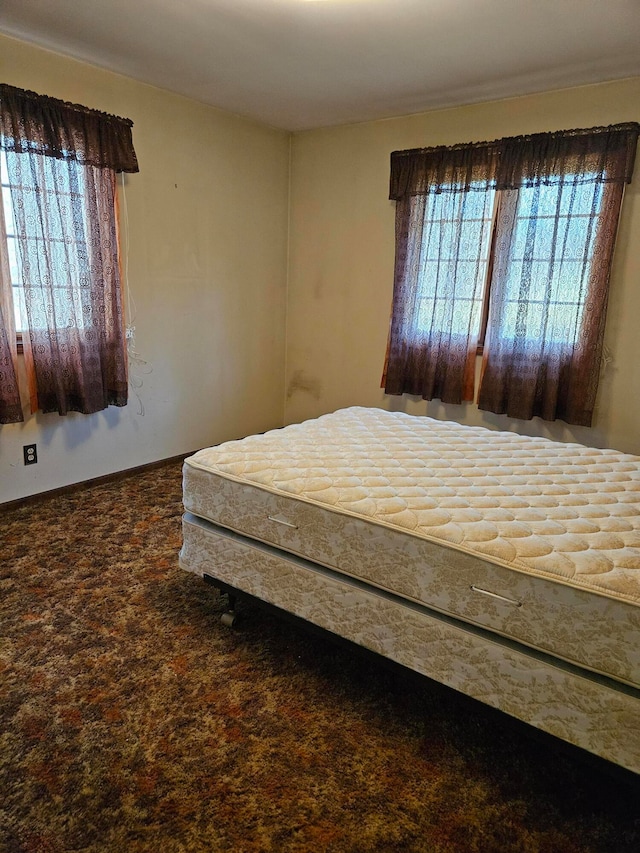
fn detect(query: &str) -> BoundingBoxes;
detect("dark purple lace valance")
[390,123,639,200]
[0,83,138,173]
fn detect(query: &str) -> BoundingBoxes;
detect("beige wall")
[0,34,290,503]
[1,35,639,503]
[286,78,640,455]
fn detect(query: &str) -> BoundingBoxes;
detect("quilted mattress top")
[186,407,640,605]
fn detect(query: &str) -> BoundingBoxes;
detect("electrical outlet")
[23,444,37,465]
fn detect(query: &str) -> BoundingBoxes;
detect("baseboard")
[1,451,195,511]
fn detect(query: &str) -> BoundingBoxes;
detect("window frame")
[475,190,501,354]
[0,151,23,352]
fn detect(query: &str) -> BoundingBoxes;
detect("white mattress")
[182,407,640,688]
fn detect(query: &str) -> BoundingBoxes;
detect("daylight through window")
[384,123,638,427]
[0,83,138,423]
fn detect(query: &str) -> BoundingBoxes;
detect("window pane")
[498,176,602,345]
[410,182,495,341]
[4,150,93,333]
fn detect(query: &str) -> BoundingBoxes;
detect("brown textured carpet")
[1,461,639,853]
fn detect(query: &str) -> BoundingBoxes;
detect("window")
[490,175,603,347]
[409,181,495,346]
[0,83,138,424]
[384,124,639,427]
[1,148,96,345]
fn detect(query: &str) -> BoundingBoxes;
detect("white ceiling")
[1,0,639,132]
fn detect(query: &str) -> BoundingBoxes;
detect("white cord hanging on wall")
[120,172,152,415]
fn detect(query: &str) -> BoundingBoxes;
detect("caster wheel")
[221,611,237,628]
